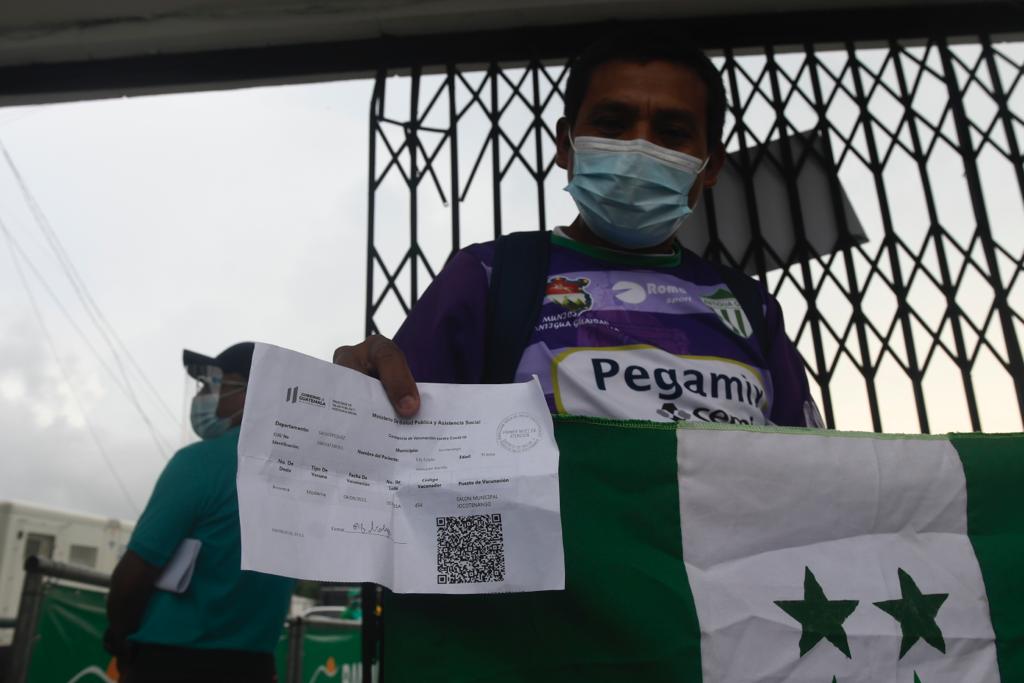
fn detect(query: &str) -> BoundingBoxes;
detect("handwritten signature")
[351,520,392,539]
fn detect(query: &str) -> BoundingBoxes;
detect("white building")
[0,500,133,646]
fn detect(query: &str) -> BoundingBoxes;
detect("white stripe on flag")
[676,428,999,682]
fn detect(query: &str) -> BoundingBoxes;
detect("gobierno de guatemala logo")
[285,385,326,407]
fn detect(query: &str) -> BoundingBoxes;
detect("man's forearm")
[105,551,161,652]
[106,583,152,645]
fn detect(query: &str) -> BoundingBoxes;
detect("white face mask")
[188,369,245,440]
[565,135,709,249]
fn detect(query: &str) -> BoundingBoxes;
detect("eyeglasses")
[187,363,223,388]
[186,364,247,394]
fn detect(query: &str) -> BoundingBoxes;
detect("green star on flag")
[874,568,948,658]
[775,567,860,658]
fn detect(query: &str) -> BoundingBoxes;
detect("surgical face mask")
[189,367,246,440]
[565,136,709,249]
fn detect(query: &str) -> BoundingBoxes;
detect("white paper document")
[236,343,564,594]
[155,538,202,593]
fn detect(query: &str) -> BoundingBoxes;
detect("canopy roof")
[0,0,1016,104]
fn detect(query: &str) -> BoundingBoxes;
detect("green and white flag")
[383,419,1023,682]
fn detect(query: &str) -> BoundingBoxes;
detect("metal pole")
[286,616,304,683]
[6,556,111,682]
[448,64,462,255]
[361,584,378,683]
[409,66,422,306]
[489,62,503,239]
[18,555,110,587]
[366,70,385,337]
[531,60,547,232]
[6,557,47,683]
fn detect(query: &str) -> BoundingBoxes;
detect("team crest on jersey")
[700,288,753,339]
[545,276,592,312]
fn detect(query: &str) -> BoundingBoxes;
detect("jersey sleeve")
[393,248,490,384]
[127,446,209,567]
[761,286,823,428]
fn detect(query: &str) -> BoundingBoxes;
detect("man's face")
[196,370,247,425]
[556,59,725,209]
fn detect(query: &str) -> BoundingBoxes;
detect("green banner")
[27,583,118,683]
[22,582,359,683]
[276,621,363,683]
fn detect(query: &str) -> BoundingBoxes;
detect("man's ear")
[702,142,726,189]
[555,117,571,171]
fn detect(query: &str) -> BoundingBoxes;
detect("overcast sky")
[2,45,1023,522]
[0,79,374,520]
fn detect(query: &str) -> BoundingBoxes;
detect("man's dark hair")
[563,32,728,148]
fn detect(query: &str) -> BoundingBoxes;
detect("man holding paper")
[333,32,822,429]
[106,342,295,683]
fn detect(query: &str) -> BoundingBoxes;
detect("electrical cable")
[2,225,176,457]
[1,142,160,420]
[0,141,175,459]
[2,216,141,515]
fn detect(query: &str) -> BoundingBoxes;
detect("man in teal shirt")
[106,343,295,682]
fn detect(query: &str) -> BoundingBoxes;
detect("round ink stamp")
[496,412,541,452]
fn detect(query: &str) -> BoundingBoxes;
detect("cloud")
[0,317,156,518]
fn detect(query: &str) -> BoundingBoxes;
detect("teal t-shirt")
[128,427,295,652]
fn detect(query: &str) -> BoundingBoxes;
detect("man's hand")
[333,335,420,417]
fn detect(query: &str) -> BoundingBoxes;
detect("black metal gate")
[365,18,1024,434]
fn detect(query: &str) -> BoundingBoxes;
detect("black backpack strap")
[483,231,552,383]
[714,263,771,361]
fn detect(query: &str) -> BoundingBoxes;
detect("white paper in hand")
[236,343,564,594]
[155,538,202,593]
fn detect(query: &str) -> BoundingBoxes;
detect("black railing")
[3,556,362,683]
[5,556,110,683]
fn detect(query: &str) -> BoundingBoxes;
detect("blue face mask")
[565,136,709,249]
[189,368,245,440]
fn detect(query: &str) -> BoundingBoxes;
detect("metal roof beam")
[2,2,1023,106]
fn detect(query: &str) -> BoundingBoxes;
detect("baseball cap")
[183,342,256,380]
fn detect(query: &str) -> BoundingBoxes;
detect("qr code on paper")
[436,514,505,584]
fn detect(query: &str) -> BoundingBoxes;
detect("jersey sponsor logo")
[545,276,592,312]
[612,279,693,306]
[552,345,769,424]
[644,281,693,304]
[700,288,753,338]
[612,280,646,304]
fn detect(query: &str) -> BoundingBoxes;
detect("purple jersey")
[394,231,820,427]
